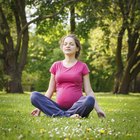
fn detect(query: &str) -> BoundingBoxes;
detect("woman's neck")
[64,56,77,63]
[62,57,78,68]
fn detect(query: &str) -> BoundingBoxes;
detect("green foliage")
[29,0,68,34]
[0,92,140,139]
[86,27,116,91]
[1,0,138,92]
[0,0,18,46]
[24,0,119,92]
[24,24,66,91]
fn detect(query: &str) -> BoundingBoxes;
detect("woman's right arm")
[45,73,56,98]
[31,74,55,116]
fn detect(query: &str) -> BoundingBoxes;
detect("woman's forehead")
[64,37,75,42]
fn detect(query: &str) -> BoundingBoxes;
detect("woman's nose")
[66,44,70,47]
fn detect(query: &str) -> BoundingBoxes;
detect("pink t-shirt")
[49,61,90,109]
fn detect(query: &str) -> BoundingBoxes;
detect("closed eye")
[63,42,75,46]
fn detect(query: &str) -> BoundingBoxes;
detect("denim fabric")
[30,91,95,117]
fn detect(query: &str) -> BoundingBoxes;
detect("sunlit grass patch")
[0,92,140,140]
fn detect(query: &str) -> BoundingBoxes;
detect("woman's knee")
[30,91,40,103]
[84,96,95,108]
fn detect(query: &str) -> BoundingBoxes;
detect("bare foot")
[70,114,81,119]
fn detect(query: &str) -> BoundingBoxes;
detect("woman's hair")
[59,34,82,58]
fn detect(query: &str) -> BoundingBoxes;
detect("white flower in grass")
[49,134,54,137]
[64,126,69,130]
[111,118,115,122]
[18,134,24,140]
[54,127,58,131]
[115,131,121,136]
[56,131,60,135]
[63,132,67,137]
[8,128,12,132]
[126,133,132,137]
[108,130,113,135]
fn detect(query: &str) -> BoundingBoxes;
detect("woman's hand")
[97,109,106,118]
[31,108,41,116]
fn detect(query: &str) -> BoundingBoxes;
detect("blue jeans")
[30,91,95,118]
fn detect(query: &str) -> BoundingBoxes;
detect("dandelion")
[40,128,46,134]
[64,138,70,140]
[99,128,105,135]
[86,128,92,132]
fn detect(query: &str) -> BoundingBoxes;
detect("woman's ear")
[76,47,79,52]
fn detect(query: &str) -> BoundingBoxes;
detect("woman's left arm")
[83,74,106,118]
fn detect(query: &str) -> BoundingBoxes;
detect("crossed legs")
[30,91,95,118]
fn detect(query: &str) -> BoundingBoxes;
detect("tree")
[0,0,29,93]
[70,3,75,33]
[0,0,80,93]
[114,0,140,94]
[32,0,139,94]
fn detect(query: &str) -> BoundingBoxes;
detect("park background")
[0,0,139,94]
[0,0,140,140]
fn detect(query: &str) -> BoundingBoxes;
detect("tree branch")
[128,37,140,70]
[0,6,14,51]
[21,0,82,33]
[131,62,140,81]
[10,0,22,56]
[116,23,126,73]
[0,33,9,50]
[129,0,136,25]
[16,0,29,71]
[134,56,140,65]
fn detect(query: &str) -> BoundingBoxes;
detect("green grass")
[0,92,140,140]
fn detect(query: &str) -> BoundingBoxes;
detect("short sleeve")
[49,62,56,75]
[82,63,90,75]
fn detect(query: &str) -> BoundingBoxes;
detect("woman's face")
[62,37,78,57]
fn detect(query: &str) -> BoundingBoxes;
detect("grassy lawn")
[0,92,140,140]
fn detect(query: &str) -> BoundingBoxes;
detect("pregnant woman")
[30,34,105,118]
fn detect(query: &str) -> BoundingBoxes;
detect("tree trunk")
[114,0,140,94]
[114,71,123,93]
[3,49,23,93]
[8,71,23,93]
[1,0,79,93]
[118,67,131,94]
[70,4,75,33]
[133,74,140,92]
[0,1,28,93]
[130,74,140,92]
[113,23,126,93]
